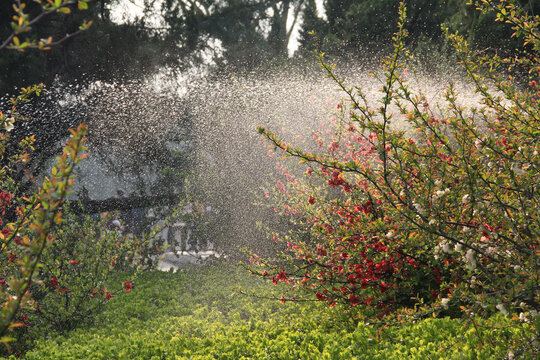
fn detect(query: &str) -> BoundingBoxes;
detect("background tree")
[297,0,539,61]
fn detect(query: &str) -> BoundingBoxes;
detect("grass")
[4,262,533,359]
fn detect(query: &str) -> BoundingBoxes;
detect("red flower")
[50,277,58,288]
[105,293,113,300]
[0,191,13,207]
[365,297,374,306]
[308,196,316,205]
[272,270,288,285]
[123,281,132,292]
[69,260,78,265]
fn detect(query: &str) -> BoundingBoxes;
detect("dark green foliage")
[297,0,538,59]
[0,0,189,93]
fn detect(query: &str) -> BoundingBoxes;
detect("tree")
[297,0,539,60]
[0,0,193,94]
[159,0,307,69]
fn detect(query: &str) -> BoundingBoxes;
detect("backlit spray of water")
[56,60,481,254]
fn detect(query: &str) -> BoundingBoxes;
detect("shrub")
[12,267,536,359]
[24,210,146,334]
[1,2,149,353]
[256,0,538,353]
[0,86,87,347]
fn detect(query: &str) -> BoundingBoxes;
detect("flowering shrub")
[0,3,154,353]
[23,211,145,337]
[256,0,538,347]
[0,85,88,347]
[0,88,151,355]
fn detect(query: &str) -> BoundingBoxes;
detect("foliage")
[257,0,538,356]
[1,265,532,359]
[0,4,151,353]
[299,0,538,59]
[160,0,306,68]
[0,0,92,51]
[0,0,94,91]
[2,0,538,94]
[0,84,87,347]
[0,89,154,354]
[23,211,145,334]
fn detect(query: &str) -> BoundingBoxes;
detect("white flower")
[461,194,470,204]
[441,298,450,309]
[454,243,463,253]
[413,203,424,214]
[428,219,436,226]
[442,242,451,253]
[386,231,394,239]
[496,303,508,316]
[4,117,14,132]
[464,249,476,270]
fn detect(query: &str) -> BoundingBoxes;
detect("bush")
[1,87,154,355]
[0,2,152,352]
[1,0,93,350]
[256,0,538,354]
[0,86,87,349]
[25,211,146,334]
[10,267,536,359]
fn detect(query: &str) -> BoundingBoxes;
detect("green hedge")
[6,264,533,359]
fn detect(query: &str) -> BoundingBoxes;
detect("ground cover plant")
[1,264,532,360]
[255,0,539,356]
